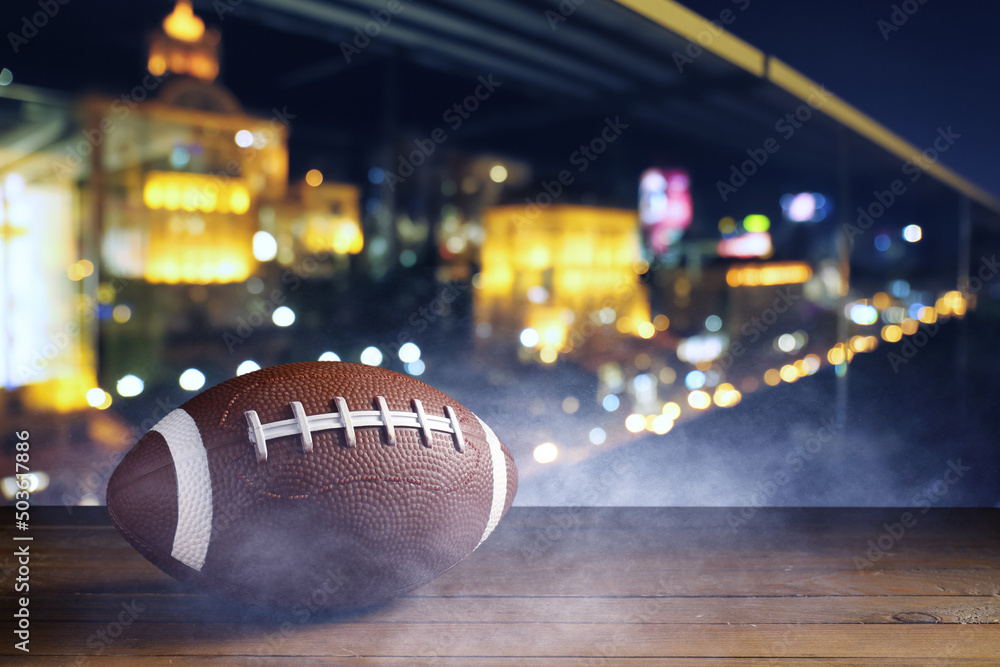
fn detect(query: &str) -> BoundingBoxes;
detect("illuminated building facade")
[476,204,651,362]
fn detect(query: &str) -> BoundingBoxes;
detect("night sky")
[677,0,1000,200]
[2,0,998,198]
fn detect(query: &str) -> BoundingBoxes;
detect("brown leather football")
[107,361,517,610]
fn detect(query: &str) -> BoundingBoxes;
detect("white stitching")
[377,396,396,446]
[445,406,465,453]
[245,396,464,461]
[336,397,356,448]
[244,410,268,462]
[412,399,433,447]
[290,401,313,453]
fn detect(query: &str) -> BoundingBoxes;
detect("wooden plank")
[1,658,995,667]
[9,526,999,570]
[2,594,997,625]
[2,622,998,658]
[9,559,998,598]
[2,507,997,662]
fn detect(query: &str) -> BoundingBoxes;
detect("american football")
[107,361,517,610]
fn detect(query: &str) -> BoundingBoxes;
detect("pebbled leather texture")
[107,361,518,610]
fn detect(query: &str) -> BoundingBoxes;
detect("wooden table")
[2,506,998,665]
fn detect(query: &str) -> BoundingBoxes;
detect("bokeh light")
[533,442,558,464]
[179,368,206,391]
[116,374,144,397]
[687,390,711,409]
[360,346,383,366]
[237,360,261,375]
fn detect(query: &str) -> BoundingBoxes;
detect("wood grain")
[1,506,998,664]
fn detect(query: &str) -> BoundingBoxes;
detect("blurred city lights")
[705,315,722,332]
[651,414,674,434]
[890,280,910,298]
[253,231,278,261]
[562,396,580,414]
[367,167,385,184]
[519,328,540,347]
[589,427,607,445]
[318,351,341,362]
[116,374,144,397]
[778,365,798,383]
[272,306,295,327]
[360,346,383,366]
[662,402,681,419]
[907,303,924,319]
[881,325,903,343]
[875,234,891,251]
[602,394,621,412]
[246,277,265,294]
[112,304,132,323]
[179,368,206,391]
[235,130,254,147]
[0,68,12,86]
[489,164,508,183]
[637,321,655,338]
[170,146,191,168]
[86,388,106,407]
[684,370,706,390]
[1,472,48,499]
[398,342,421,363]
[625,414,646,432]
[527,285,549,303]
[533,442,559,464]
[687,390,711,409]
[305,169,323,187]
[777,333,796,353]
[713,384,742,408]
[802,354,821,374]
[782,192,819,222]
[849,304,878,325]
[903,224,922,242]
[653,314,670,331]
[405,360,425,376]
[743,214,770,232]
[237,360,261,375]
[764,369,782,386]
[726,262,812,287]
[677,335,724,363]
[539,346,558,363]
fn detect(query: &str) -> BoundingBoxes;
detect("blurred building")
[1,0,998,502]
